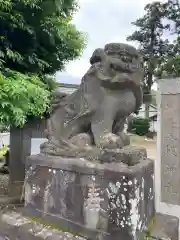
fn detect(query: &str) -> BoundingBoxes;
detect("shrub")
[129,117,150,136]
[127,116,135,133]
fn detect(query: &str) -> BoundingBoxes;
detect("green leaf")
[0,0,86,127]
[0,0,85,75]
[0,70,50,127]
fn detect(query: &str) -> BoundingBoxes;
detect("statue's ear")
[90,48,105,65]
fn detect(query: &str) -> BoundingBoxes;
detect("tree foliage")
[155,37,180,77]
[0,0,86,127]
[128,0,180,85]
[157,0,180,78]
[167,0,180,34]
[0,69,50,127]
[0,0,86,74]
[127,1,169,93]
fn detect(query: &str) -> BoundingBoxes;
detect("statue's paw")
[69,133,92,147]
[98,133,124,149]
[40,141,48,149]
[40,139,61,151]
[117,132,130,146]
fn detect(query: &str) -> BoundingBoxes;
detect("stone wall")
[8,118,47,199]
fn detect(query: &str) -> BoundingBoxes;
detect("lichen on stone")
[28,216,86,239]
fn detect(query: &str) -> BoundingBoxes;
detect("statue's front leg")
[91,111,123,149]
[113,117,130,146]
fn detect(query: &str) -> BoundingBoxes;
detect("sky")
[56,0,167,86]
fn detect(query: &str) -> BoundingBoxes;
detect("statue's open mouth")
[110,60,139,74]
[112,73,132,83]
[99,74,134,91]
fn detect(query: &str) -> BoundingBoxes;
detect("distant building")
[58,83,79,94]
[138,104,157,119]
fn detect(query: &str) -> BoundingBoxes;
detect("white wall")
[0,133,10,147]
[31,138,47,154]
[138,104,157,119]
[149,121,157,132]
[0,133,47,154]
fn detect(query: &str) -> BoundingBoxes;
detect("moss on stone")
[29,215,157,240]
[144,216,156,239]
[27,216,82,237]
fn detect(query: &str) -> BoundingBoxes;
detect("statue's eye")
[90,56,101,64]
[121,55,132,62]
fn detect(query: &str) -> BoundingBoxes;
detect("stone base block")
[149,213,179,240]
[0,211,86,240]
[24,154,155,240]
[0,211,178,240]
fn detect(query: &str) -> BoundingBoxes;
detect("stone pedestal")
[0,211,178,240]
[24,153,154,240]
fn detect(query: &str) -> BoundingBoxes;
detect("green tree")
[0,69,50,127]
[156,0,180,77]
[167,0,180,34]
[127,1,169,117]
[155,38,180,77]
[0,0,86,128]
[0,0,85,74]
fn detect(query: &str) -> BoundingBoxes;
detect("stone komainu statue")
[41,43,143,159]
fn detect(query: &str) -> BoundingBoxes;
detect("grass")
[144,216,156,240]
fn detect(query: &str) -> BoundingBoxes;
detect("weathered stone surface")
[33,146,147,165]
[40,43,143,159]
[156,77,180,237]
[99,146,147,165]
[149,213,179,240]
[0,211,177,240]
[23,154,155,240]
[160,93,180,205]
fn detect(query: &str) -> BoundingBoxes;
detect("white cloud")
[57,0,165,82]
